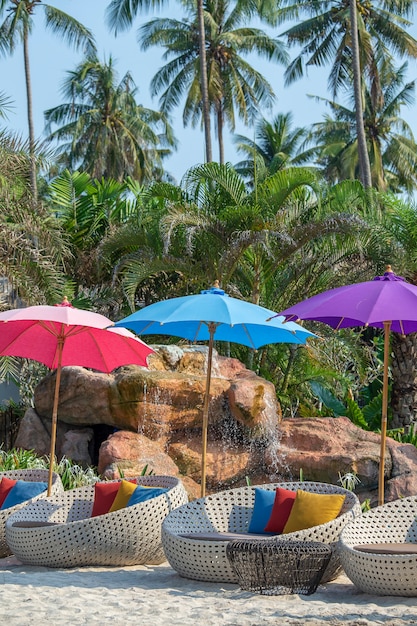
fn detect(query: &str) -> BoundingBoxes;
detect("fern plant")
[308,380,386,433]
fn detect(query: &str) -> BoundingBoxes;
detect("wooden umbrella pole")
[47,336,64,496]
[378,320,391,506]
[201,323,216,498]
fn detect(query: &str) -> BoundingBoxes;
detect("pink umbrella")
[0,300,154,494]
[277,265,417,505]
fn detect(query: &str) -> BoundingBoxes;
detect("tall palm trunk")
[349,0,372,189]
[23,21,38,203]
[197,0,212,163]
[390,334,417,430]
[217,106,224,164]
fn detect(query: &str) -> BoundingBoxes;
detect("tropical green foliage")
[0,131,69,305]
[306,63,417,193]
[139,0,288,162]
[0,447,99,489]
[233,112,309,181]
[0,0,96,198]
[1,0,417,439]
[389,428,417,448]
[45,56,177,183]
[276,0,417,98]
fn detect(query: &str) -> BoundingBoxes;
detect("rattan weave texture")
[339,496,417,596]
[226,539,332,595]
[162,481,361,583]
[5,475,188,567]
[0,469,63,558]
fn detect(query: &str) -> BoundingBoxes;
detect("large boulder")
[269,416,417,506]
[13,345,417,505]
[98,430,180,478]
[16,345,280,486]
[31,345,279,442]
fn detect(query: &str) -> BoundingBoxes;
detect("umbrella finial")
[201,280,225,296]
[373,266,405,282]
[55,296,73,307]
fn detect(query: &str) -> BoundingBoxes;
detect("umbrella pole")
[201,324,215,498]
[378,321,391,506]
[47,340,63,496]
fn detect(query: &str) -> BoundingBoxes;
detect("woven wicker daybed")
[5,475,188,567]
[339,495,417,596]
[0,468,63,558]
[162,480,361,583]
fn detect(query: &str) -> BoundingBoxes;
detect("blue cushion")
[0,480,47,510]
[127,485,168,506]
[248,487,276,533]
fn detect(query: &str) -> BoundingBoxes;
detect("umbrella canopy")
[0,301,154,494]
[278,265,417,505]
[115,283,315,496]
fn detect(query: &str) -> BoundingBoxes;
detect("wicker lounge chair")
[5,475,188,567]
[339,496,417,596]
[0,468,64,558]
[162,480,361,583]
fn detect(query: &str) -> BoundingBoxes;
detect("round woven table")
[226,539,332,595]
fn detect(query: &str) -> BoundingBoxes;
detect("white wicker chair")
[0,469,63,558]
[162,481,361,583]
[6,475,188,567]
[339,496,417,596]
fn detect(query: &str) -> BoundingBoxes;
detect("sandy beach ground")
[1,556,416,625]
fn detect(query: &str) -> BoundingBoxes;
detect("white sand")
[0,556,416,625]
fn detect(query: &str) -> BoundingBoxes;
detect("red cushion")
[264,487,297,533]
[91,480,137,517]
[0,477,17,507]
[91,482,121,517]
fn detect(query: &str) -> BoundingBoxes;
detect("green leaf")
[309,381,346,416]
[345,398,369,431]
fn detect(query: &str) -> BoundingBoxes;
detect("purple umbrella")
[278,265,417,505]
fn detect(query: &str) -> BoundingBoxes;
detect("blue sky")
[0,0,416,183]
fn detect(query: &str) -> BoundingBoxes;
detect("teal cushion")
[248,487,276,533]
[0,480,47,510]
[127,485,168,506]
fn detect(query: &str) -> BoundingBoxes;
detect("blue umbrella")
[115,283,315,496]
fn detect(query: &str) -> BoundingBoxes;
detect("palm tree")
[140,0,288,163]
[0,130,68,305]
[46,169,149,318]
[112,162,371,311]
[0,0,96,201]
[44,56,177,183]
[306,62,417,194]
[106,0,213,163]
[275,0,417,188]
[385,203,417,430]
[0,90,12,120]
[233,112,309,182]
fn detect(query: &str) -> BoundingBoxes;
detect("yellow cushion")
[282,489,345,534]
[108,480,138,513]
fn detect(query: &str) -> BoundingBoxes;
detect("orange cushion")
[0,477,17,507]
[264,487,296,533]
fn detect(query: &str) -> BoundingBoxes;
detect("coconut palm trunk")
[217,106,224,164]
[390,333,417,430]
[349,0,372,188]
[197,0,212,163]
[23,21,38,203]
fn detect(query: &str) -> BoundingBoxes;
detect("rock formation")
[13,345,417,504]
